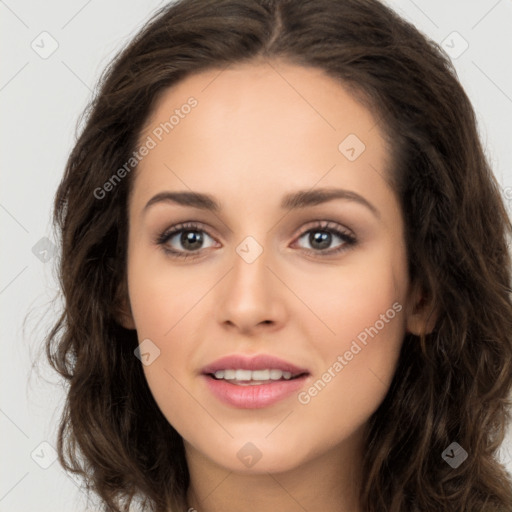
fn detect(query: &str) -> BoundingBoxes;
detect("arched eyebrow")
[142,187,380,219]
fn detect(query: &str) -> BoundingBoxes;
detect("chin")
[206,437,311,475]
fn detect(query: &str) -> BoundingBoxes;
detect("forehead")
[131,59,394,214]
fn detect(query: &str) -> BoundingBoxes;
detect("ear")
[112,276,136,330]
[405,280,437,336]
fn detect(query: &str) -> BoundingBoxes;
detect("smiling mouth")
[207,369,309,386]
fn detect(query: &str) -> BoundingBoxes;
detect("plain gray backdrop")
[1,0,512,510]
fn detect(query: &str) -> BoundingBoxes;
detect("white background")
[1,0,512,510]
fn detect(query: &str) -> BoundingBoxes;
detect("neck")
[184,430,364,512]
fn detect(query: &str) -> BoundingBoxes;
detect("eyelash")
[155,220,357,260]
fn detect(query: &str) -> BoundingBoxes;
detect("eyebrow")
[142,187,380,218]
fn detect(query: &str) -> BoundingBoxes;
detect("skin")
[120,58,432,512]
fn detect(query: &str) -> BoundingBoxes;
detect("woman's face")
[124,59,419,474]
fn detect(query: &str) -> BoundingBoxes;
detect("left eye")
[294,224,356,254]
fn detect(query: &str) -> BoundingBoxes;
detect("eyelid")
[292,219,354,239]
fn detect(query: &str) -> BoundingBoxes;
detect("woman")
[46,0,512,510]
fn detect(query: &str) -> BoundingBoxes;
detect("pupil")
[311,231,331,250]
[182,231,203,250]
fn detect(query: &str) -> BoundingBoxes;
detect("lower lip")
[202,374,309,409]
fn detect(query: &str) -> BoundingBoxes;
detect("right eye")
[156,221,219,259]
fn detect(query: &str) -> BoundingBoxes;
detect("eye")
[156,222,218,259]
[293,220,356,256]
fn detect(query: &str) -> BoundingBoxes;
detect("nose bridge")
[229,234,272,302]
[216,233,284,330]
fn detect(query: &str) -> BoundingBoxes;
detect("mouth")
[206,368,309,385]
[200,354,311,408]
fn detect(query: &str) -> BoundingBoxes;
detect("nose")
[215,242,287,335]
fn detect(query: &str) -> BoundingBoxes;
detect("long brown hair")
[46,0,512,510]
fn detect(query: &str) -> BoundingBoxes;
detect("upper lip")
[201,354,310,376]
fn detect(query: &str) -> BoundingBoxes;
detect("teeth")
[252,369,270,380]
[270,369,284,379]
[212,369,296,382]
[235,369,252,380]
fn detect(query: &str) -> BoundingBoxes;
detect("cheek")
[127,245,215,337]
[299,320,403,439]
[293,249,407,423]
[126,250,214,425]
[291,241,406,356]
[127,265,219,416]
